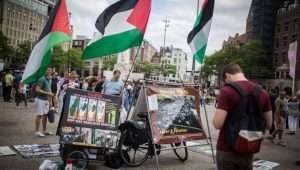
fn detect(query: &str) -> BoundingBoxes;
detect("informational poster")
[57,89,121,148]
[146,85,207,144]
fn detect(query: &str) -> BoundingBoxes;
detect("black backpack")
[224,83,266,154]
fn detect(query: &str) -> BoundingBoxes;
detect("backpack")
[224,83,266,154]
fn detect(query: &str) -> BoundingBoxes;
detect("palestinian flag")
[22,0,71,84]
[82,0,152,60]
[187,0,214,64]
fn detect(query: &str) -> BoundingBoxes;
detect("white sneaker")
[35,131,45,137]
[43,131,54,136]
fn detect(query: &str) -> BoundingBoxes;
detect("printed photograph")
[96,100,106,123]
[68,95,79,119]
[87,98,97,122]
[80,128,92,144]
[78,97,88,120]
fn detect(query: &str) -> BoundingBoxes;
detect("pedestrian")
[213,64,272,170]
[16,82,28,107]
[286,96,299,135]
[87,77,98,92]
[51,71,59,111]
[3,70,14,102]
[95,75,105,93]
[269,88,278,134]
[58,71,79,113]
[269,91,288,146]
[34,68,54,137]
[102,70,124,96]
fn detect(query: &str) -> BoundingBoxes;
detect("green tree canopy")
[201,41,272,82]
[52,46,84,73]
[102,55,117,71]
[0,31,14,67]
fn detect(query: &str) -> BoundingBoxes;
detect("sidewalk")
[0,100,299,170]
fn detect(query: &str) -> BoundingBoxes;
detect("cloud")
[67,0,251,56]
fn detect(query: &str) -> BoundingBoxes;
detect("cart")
[57,89,123,169]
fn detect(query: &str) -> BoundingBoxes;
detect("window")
[284,22,289,31]
[276,24,281,33]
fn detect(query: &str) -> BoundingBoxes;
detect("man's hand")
[47,92,54,97]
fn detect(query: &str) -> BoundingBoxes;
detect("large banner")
[57,89,121,149]
[145,84,207,144]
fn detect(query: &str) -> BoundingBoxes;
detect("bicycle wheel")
[119,130,150,167]
[67,150,89,169]
[171,142,188,162]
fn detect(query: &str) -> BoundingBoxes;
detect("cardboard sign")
[57,89,121,148]
[145,85,207,144]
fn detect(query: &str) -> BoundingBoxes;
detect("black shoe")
[296,161,300,166]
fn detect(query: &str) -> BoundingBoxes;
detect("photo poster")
[57,89,121,148]
[146,85,207,144]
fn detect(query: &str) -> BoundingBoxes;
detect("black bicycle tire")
[171,142,189,162]
[67,150,89,169]
[119,130,150,167]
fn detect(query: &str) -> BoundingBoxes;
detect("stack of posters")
[0,146,16,157]
[13,144,59,158]
[253,160,280,170]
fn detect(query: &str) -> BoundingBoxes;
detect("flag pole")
[192,0,200,78]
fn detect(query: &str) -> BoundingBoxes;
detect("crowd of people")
[0,67,141,137]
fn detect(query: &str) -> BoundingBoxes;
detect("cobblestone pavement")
[0,100,299,170]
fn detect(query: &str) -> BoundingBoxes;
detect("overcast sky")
[67,0,252,56]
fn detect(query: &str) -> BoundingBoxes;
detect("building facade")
[246,0,285,50]
[0,0,50,48]
[129,40,157,63]
[273,0,300,81]
[160,46,188,81]
[223,33,248,49]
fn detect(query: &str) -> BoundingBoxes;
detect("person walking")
[3,71,14,102]
[213,64,272,170]
[269,91,288,146]
[51,72,59,111]
[34,68,54,137]
[286,95,299,135]
[16,82,28,107]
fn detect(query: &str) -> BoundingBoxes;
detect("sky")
[66,0,252,56]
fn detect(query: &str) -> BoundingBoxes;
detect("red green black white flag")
[82,0,152,60]
[187,0,215,64]
[22,0,71,84]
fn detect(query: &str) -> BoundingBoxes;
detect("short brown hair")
[222,63,242,80]
[113,70,121,75]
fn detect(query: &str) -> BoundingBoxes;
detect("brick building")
[273,1,300,81]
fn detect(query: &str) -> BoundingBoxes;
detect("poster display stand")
[57,88,121,150]
[131,81,215,170]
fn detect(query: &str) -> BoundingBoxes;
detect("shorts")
[35,98,49,116]
[275,116,285,130]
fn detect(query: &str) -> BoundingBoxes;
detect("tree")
[0,31,14,68]
[102,55,117,71]
[12,41,32,68]
[201,41,272,83]
[51,46,84,73]
[162,64,176,77]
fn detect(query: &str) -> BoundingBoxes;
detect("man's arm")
[213,109,228,129]
[35,85,53,96]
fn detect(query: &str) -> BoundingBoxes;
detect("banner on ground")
[133,83,207,144]
[57,89,121,149]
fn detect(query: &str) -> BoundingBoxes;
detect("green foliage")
[0,31,14,66]
[162,64,176,76]
[201,41,273,81]
[13,41,32,68]
[134,60,153,77]
[52,46,84,73]
[102,55,117,71]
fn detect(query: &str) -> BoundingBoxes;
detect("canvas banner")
[288,41,298,79]
[145,85,207,144]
